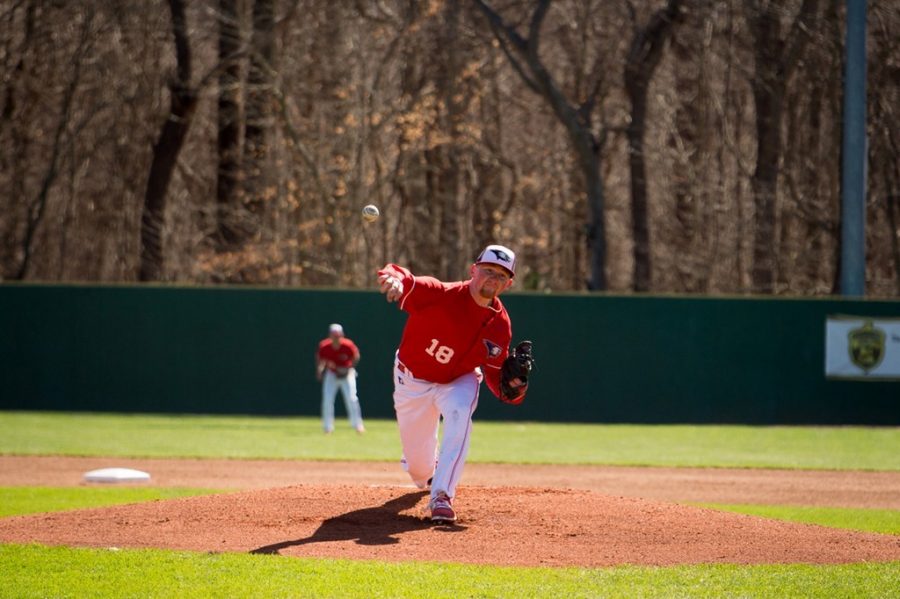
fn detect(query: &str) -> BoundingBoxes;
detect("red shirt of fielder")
[316,332,359,379]
[377,244,531,523]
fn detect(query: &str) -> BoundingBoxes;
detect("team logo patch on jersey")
[483,339,503,358]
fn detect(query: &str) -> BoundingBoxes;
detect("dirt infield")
[1,456,899,567]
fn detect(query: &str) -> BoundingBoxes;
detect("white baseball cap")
[328,323,343,335]
[475,244,516,277]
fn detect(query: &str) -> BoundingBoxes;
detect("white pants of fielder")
[321,370,364,432]
[392,357,481,502]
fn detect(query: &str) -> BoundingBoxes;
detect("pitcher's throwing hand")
[377,271,404,302]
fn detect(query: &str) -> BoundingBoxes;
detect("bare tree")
[215,0,244,249]
[16,7,94,279]
[474,0,609,290]
[139,0,198,281]
[745,0,819,293]
[2,0,897,296]
[624,0,682,291]
[1,1,37,279]
[662,1,717,292]
[241,0,276,244]
[868,2,900,294]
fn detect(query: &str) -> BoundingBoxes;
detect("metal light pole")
[840,0,867,296]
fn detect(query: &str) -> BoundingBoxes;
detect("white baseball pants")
[321,370,364,432]
[392,357,481,501]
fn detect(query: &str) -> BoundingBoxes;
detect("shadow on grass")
[250,490,465,554]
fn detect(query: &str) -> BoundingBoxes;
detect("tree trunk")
[241,0,275,242]
[138,0,197,281]
[215,0,243,249]
[436,0,465,280]
[1,1,36,279]
[17,7,92,280]
[626,85,652,292]
[749,75,782,293]
[584,162,607,291]
[624,0,682,292]
[746,0,819,293]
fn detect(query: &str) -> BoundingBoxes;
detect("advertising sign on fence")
[825,316,900,380]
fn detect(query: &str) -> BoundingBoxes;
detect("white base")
[83,467,151,483]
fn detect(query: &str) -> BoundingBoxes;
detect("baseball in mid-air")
[362,204,380,222]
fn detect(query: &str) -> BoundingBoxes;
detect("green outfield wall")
[1,284,897,424]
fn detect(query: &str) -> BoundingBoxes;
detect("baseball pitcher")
[377,244,534,523]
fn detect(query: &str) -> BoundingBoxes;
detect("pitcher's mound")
[1,485,898,567]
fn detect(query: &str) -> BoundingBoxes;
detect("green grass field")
[0,487,224,518]
[1,411,898,598]
[2,411,899,469]
[2,545,898,599]
[697,503,900,535]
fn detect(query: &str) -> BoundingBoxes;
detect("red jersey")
[317,338,359,372]
[380,264,516,402]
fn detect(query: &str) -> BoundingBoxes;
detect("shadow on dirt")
[249,490,465,554]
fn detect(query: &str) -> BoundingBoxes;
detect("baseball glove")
[334,366,350,378]
[500,340,534,403]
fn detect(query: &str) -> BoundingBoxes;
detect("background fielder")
[377,244,534,523]
[316,323,366,434]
